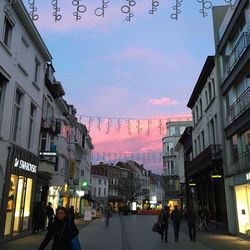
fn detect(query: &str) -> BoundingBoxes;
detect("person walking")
[105,206,111,227]
[46,202,54,228]
[38,207,79,250]
[158,205,170,242]
[171,205,182,242]
[186,206,196,241]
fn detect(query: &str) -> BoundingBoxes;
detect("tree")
[118,173,147,203]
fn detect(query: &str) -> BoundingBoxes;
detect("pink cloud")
[147,97,178,106]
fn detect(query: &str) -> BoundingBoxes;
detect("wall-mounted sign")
[246,173,250,181]
[211,175,222,179]
[39,151,57,157]
[14,158,37,173]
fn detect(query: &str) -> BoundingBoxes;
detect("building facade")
[213,0,250,235]
[187,56,227,229]
[0,0,52,240]
[162,120,192,210]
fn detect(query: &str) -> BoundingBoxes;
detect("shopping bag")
[71,236,81,250]
[152,222,161,234]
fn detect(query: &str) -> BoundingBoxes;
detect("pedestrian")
[105,206,111,226]
[186,206,196,241]
[38,206,79,250]
[69,205,75,221]
[158,205,169,242]
[46,202,54,228]
[171,205,182,242]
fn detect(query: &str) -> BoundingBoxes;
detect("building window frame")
[3,16,14,49]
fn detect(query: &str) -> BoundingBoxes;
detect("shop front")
[0,145,38,240]
[235,173,250,236]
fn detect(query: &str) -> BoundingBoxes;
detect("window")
[197,135,201,154]
[40,132,47,151]
[99,179,101,185]
[194,139,197,157]
[104,188,106,196]
[0,75,6,129]
[27,103,36,149]
[208,82,212,101]
[34,58,40,83]
[180,126,186,135]
[231,134,238,162]
[81,170,84,177]
[205,91,208,106]
[164,141,173,156]
[201,131,205,151]
[196,106,199,121]
[3,17,13,48]
[167,161,174,175]
[12,89,23,143]
[169,126,176,136]
[104,180,106,185]
[94,187,96,196]
[98,187,101,196]
[212,78,216,97]
[199,98,203,117]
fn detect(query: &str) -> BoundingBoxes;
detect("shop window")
[4,175,33,236]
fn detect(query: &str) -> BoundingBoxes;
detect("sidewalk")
[0,218,89,250]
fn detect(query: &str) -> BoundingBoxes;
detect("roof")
[187,56,215,108]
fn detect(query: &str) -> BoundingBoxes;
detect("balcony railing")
[226,32,250,75]
[188,145,222,174]
[230,87,250,121]
[234,151,250,174]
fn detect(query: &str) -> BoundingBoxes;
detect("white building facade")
[0,0,52,240]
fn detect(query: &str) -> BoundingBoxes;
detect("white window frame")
[3,16,14,49]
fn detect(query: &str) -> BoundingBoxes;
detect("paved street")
[1,215,250,250]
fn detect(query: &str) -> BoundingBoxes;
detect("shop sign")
[14,158,37,173]
[39,151,57,157]
[246,173,250,181]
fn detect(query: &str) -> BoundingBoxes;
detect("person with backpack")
[158,205,170,242]
[171,205,182,242]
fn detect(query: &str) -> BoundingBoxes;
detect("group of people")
[157,205,197,242]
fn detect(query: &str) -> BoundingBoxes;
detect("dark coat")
[158,209,169,224]
[186,209,196,224]
[38,218,79,250]
[171,209,182,224]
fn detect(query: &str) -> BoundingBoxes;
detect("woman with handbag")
[38,207,80,250]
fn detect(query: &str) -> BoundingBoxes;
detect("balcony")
[188,145,222,176]
[226,32,250,75]
[230,87,250,121]
[41,117,60,135]
[234,151,250,174]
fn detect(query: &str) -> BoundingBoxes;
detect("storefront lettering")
[14,158,37,173]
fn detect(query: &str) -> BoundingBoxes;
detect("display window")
[235,184,250,235]
[4,175,33,236]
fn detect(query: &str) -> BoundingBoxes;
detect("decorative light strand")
[72,0,87,21]
[95,0,109,17]
[51,0,62,22]
[171,0,183,20]
[149,0,159,15]
[197,0,212,18]
[28,0,39,21]
[121,0,136,22]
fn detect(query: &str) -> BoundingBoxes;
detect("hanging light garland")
[79,114,192,135]
[25,0,235,22]
[51,0,62,22]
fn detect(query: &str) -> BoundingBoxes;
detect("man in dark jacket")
[158,205,170,242]
[186,207,196,241]
[46,202,54,227]
[171,205,182,242]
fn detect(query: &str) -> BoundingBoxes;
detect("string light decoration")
[95,0,109,17]
[149,0,159,15]
[197,0,212,18]
[79,115,192,136]
[25,0,234,22]
[121,0,136,22]
[171,0,183,20]
[72,0,87,21]
[51,0,62,22]
[28,0,39,21]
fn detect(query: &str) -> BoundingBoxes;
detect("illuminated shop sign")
[246,173,250,181]
[14,158,37,173]
[39,151,57,157]
[211,175,222,179]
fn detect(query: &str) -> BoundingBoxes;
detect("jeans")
[160,223,168,241]
[188,223,196,241]
[173,222,180,241]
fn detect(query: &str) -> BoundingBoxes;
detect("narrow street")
[1,215,250,250]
